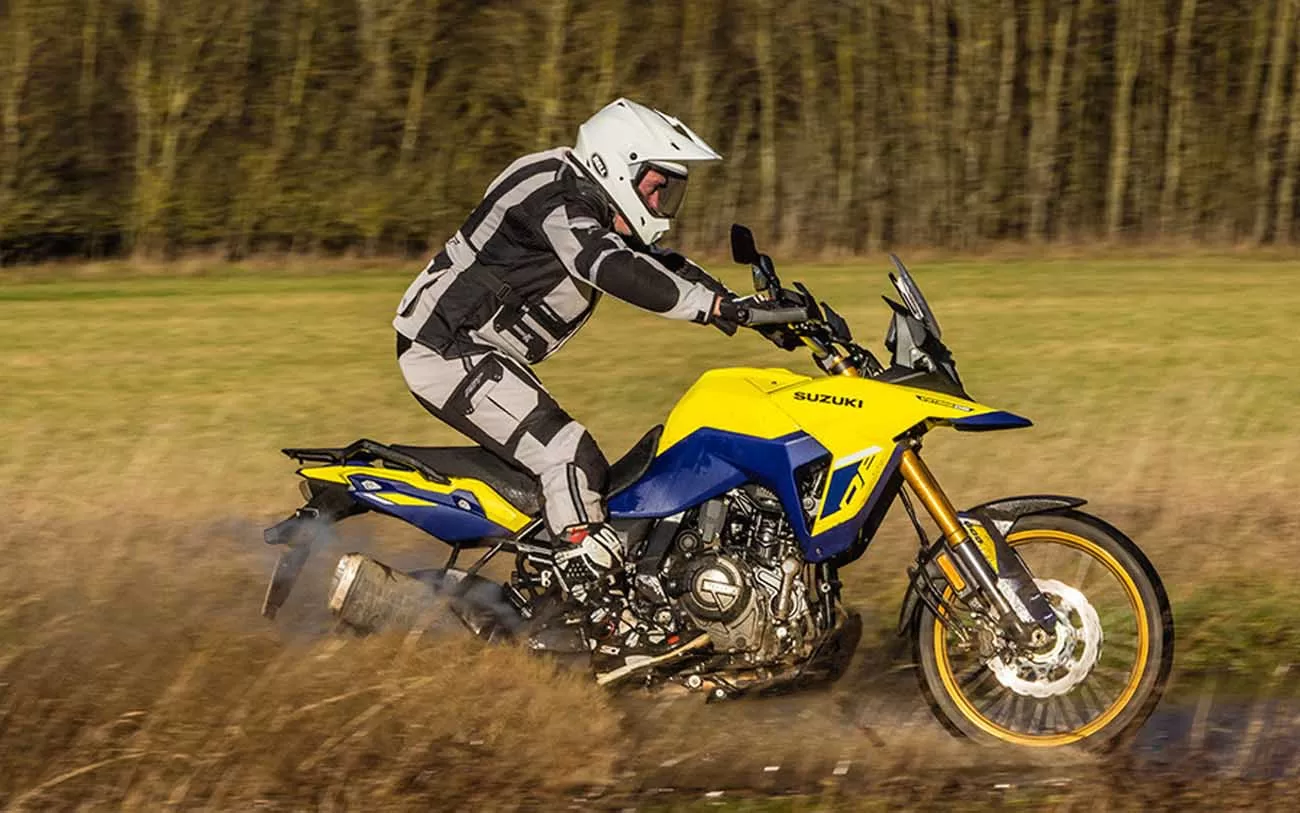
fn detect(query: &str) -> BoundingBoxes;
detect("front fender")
[896,494,1088,636]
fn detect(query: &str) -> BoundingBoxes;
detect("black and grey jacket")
[394,148,730,363]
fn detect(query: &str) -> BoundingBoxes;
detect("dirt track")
[2,513,1297,811]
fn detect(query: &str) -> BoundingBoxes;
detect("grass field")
[5,256,1300,808]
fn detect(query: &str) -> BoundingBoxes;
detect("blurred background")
[7,1,1300,809]
[4,0,1300,261]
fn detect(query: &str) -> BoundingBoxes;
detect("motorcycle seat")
[386,423,664,519]
[390,444,544,515]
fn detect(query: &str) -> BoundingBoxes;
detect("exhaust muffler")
[328,553,444,633]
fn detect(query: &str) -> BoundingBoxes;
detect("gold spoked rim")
[933,529,1151,747]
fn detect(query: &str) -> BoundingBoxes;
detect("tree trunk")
[754,0,778,238]
[535,0,570,149]
[357,0,397,128]
[861,0,884,251]
[1253,0,1297,243]
[719,95,753,241]
[130,0,161,253]
[233,0,318,254]
[908,2,941,244]
[681,0,717,244]
[791,0,826,249]
[400,0,437,170]
[78,0,99,127]
[1028,0,1074,242]
[1275,8,1300,241]
[834,0,856,247]
[591,0,620,111]
[951,0,990,246]
[1105,0,1142,240]
[1238,1,1274,236]
[1061,0,1096,235]
[1129,0,1166,234]
[1,0,34,243]
[985,0,1017,238]
[1160,0,1197,236]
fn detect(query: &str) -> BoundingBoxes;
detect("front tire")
[914,510,1174,750]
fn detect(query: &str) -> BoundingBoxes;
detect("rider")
[393,99,783,676]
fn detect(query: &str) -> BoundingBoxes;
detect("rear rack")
[281,438,451,485]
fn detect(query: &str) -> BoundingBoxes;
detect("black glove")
[712,296,809,344]
[708,295,740,336]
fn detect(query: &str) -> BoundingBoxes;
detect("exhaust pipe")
[329,553,444,633]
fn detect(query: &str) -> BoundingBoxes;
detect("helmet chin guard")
[573,98,721,245]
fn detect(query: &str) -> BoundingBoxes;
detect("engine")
[656,485,817,664]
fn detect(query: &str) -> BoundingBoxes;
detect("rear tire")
[914,510,1174,750]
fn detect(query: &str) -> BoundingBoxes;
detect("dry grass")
[3,256,1300,807]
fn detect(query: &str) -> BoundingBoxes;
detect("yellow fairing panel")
[773,376,1001,535]
[298,464,531,533]
[656,368,1006,537]
[773,376,999,455]
[659,368,809,452]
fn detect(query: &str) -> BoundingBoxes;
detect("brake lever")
[821,301,852,342]
[791,282,823,320]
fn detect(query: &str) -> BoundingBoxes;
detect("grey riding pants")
[396,334,609,535]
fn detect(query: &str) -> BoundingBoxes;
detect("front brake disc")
[987,578,1103,699]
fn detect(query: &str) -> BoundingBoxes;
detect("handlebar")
[740,305,810,326]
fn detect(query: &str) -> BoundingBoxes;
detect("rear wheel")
[915,510,1173,749]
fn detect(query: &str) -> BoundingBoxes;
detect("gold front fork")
[899,447,965,546]
[900,446,1018,619]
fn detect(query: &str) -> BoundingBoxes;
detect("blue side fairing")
[947,410,1033,432]
[344,474,513,541]
[804,444,905,562]
[608,429,903,561]
[607,430,829,541]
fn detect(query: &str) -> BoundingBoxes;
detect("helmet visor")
[635,163,690,219]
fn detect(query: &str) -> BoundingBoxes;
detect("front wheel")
[914,510,1174,750]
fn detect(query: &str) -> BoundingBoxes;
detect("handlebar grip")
[743,305,809,326]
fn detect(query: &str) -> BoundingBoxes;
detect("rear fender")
[264,480,368,546]
[896,495,1087,636]
[261,481,369,619]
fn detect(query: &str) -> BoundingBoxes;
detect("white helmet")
[573,98,721,245]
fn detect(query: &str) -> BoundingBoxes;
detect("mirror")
[730,223,759,265]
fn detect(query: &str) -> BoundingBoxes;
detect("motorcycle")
[260,224,1173,750]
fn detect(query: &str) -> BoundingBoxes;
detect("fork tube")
[899,448,1013,618]
[899,449,965,546]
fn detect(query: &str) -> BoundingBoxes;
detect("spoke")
[1031,697,1051,733]
[959,663,996,695]
[1086,667,1130,705]
[1005,692,1025,730]
[1049,695,1074,733]
[1065,689,1096,730]
[1071,552,1094,591]
[1076,679,1111,719]
[980,687,1015,720]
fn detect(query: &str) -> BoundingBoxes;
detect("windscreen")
[889,255,942,340]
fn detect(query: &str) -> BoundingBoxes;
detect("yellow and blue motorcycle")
[261,225,1172,750]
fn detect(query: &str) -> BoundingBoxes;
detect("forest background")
[3,0,1299,262]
